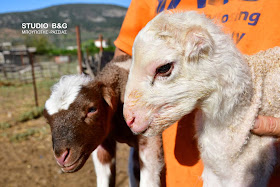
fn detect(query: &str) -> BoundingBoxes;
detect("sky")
[0,0,131,14]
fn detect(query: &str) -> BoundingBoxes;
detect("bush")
[25,35,53,54]
[46,48,78,56]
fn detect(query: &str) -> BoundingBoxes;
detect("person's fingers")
[252,115,280,137]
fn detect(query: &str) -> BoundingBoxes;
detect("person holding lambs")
[113,0,280,186]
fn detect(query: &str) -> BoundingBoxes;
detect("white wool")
[45,74,92,115]
[92,148,115,187]
[114,58,132,71]
[124,11,280,186]
[138,136,164,187]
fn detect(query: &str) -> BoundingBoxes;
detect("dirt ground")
[0,78,130,187]
[0,118,130,187]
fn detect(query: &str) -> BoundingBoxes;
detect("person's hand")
[252,115,280,137]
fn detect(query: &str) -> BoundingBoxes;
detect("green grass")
[9,126,49,142]
[0,79,56,122]
[17,106,45,122]
[0,61,78,124]
[0,62,77,144]
[10,128,40,142]
[0,122,11,130]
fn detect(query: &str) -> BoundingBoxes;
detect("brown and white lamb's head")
[44,75,115,172]
[123,11,249,136]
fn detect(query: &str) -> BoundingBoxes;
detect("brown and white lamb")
[44,56,165,187]
[123,11,280,186]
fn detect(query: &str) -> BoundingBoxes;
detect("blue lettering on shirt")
[167,0,181,10]
[197,0,228,9]
[155,0,260,44]
[248,13,261,26]
[157,0,181,12]
[157,0,167,13]
[197,0,207,8]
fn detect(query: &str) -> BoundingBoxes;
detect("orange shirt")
[114,0,280,186]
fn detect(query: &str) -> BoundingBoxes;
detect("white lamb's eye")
[151,62,175,86]
[156,62,174,77]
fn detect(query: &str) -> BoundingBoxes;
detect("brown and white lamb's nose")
[54,149,69,167]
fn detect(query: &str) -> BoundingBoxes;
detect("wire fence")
[0,57,78,83]
[0,51,114,83]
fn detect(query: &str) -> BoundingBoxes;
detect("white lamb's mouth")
[131,117,153,135]
[131,125,149,135]
[132,124,150,135]
[141,126,150,134]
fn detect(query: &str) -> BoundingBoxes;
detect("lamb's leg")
[92,139,116,187]
[202,166,254,187]
[138,135,165,187]
[202,166,223,187]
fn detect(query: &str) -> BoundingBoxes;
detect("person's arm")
[114,47,128,58]
[252,116,280,137]
[114,0,156,56]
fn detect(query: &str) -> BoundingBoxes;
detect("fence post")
[2,65,7,79]
[76,26,83,74]
[97,34,103,73]
[28,51,39,107]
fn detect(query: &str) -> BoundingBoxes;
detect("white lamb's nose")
[123,108,136,128]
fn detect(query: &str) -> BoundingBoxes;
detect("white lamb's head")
[123,11,242,136]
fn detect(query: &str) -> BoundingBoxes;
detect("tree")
[24,35,53,54]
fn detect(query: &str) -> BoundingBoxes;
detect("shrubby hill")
[0,4,127,47]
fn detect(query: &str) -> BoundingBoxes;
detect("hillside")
[0,4,127,47]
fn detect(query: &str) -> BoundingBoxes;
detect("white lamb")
[123,11,280,186]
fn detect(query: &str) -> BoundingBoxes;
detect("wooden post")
[29,52,39,107]
[84,47,95,78]
[99,34,103,53]
[97,34,103,73]
[20,53,24,66]
[2,65,7,79]
[76,26,83,74]
[86,47,89,61]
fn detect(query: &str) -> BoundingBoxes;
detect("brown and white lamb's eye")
[87,107,97,117]
[156,62,174,77]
